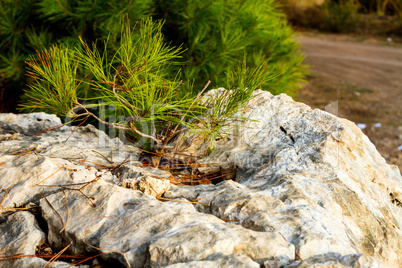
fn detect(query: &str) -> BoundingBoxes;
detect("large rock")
[0,112,141,208]
[39,181,294,267]
[0,211,72,267]
[0,112,140,165]
[0,212,45,262]
[0,112,61,136]
[170,89,402,267]
[1,89,401,267]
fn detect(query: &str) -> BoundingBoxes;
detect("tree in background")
[154,0,305,95]
[0,0,305,113]
[358,0,402,16]
[280,0,401,34]
[0,0,153,113]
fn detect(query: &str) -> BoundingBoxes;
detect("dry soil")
[295,32,402,172]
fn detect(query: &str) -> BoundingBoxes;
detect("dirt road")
[295,33,402,171]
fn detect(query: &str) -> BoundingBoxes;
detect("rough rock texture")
[0,212,45,259]
[0,112,140,208]
[0,88,401,267]
[39,182,294,267]
[164,253,260,268]
[0,112,140,165]
[171,89,402,267]
[0,211,72,267]
[121,176,171,197]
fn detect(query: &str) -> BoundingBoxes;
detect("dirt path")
[295,33,402,172]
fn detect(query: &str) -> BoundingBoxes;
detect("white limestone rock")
[121,176,170,197]
[164,253,260,268]
[8,258,75,268]
[167,89,402,267]
[0,211,74,267]
[0,153,115,208]
[0,112,141,209]
[287,253,379,268]
[339,254,379,268]
[0,211,46,258]
[0,112,140,166]
[39,182,294,267]
[148,220,293,266]
[0,112,61,136]
[1,88,402,267]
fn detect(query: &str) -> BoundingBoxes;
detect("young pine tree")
[0,0,305,113]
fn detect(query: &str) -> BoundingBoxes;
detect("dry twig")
[41,190,64,231]
[157,196,210,206]
[279,232,302,261]
[64,115,89,142]
[32,124,65,138]
[43,242,71,268]
[11,145,44,156]
[91,150,113,164]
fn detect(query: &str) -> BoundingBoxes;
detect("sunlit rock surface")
[0,90,401,267]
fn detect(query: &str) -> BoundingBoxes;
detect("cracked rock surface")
[0,211,73,267]
[0,89,401,267]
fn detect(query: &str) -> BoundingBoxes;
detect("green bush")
[359,0,402,16]
[0,0,154,112]
[281,0,402,34]
[323,1,360,33]
[280,0,360,33]
[21,18,275,153]
[0,0,305,113]
[155,0,305,95]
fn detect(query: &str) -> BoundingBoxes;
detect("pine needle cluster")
[0,0,305,113]
[21,18,275,153]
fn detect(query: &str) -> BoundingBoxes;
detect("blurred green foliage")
[281,0,402,34]
[20,18,278,152]
[155,0,305,95]
[324,1,360,32]
[0,0,306,113]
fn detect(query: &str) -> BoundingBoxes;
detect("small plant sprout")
[21,18,276,156]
